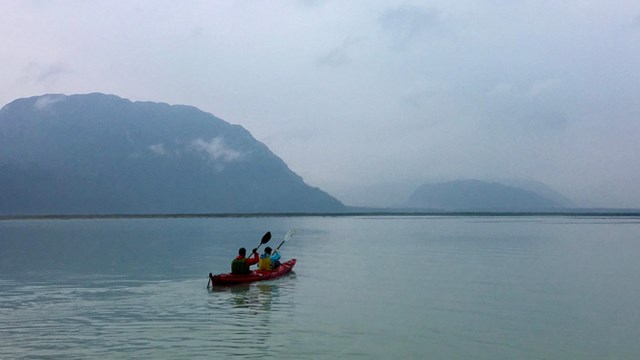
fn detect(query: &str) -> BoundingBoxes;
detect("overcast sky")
[2,0,639,208]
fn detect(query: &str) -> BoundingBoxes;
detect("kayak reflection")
[208,273,297,311]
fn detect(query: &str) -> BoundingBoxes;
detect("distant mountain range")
[0,93,345,215]
[402,179,567,211]
[1,93,577,216]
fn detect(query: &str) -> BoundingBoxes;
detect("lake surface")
[1,215,640,359]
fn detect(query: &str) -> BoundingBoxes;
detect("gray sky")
[2,0,640,208]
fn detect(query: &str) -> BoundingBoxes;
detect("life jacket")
[258,254,272,271]
[231,257,251,274]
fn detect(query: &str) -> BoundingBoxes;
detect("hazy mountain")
[0,93,344,215]
[403,179,565,211]
[492,178,573,207]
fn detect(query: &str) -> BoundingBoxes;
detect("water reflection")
[210,283,279,311]
[205,278,296,357]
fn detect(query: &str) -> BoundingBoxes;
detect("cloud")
[316,37,366,67]
[378,5,441,46]
[191,137,245,164]
[528,79,561,98]
[487,83,514,97]
[189,26,204,39]
[477,79,568,135]
[148,143,166,155]
[34,94,65,111]
[297,0,324,7]
[23,62,72,84]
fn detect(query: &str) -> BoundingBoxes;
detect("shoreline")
[2,209,640,221]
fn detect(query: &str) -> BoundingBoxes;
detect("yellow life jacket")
[258,256,272,271]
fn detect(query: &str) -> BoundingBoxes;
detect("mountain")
[0,93,345,215]
[493,178,573,207]
[403,179,565,211]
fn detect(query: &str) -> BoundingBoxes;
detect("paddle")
[275,229,295,251]
[207,231,272,288]
[255,231,272,253]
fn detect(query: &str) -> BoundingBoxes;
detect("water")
[1,215,639,359]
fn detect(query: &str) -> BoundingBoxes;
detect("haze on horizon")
[2,1,639,208]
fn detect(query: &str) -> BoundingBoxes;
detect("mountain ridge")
[403,179,565,211]
[0,93,345,215]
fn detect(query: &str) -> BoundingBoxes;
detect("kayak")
[209,259,297,286]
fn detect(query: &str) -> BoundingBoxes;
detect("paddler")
[258,247,281,271]
[231,247,259,274]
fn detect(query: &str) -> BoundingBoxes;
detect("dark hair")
[264,247,272,255]
[238,247,246,256]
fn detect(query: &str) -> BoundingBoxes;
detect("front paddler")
[231,247,259,274]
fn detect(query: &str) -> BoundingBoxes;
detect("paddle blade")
[261,231,272,244]
[275,229,295,251]
[284,229,295,242]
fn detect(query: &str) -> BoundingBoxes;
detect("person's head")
[264,247,272,255]
[238,247,246,257]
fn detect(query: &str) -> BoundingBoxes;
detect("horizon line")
[2,209,640,221]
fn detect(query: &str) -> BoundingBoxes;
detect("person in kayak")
[231,247,259,274]
[258,247,281,271]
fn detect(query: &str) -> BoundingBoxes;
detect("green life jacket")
[231,258,251,274]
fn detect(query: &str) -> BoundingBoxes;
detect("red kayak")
[209,259,297,286]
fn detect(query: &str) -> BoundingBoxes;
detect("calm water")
[1,215,640,359]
